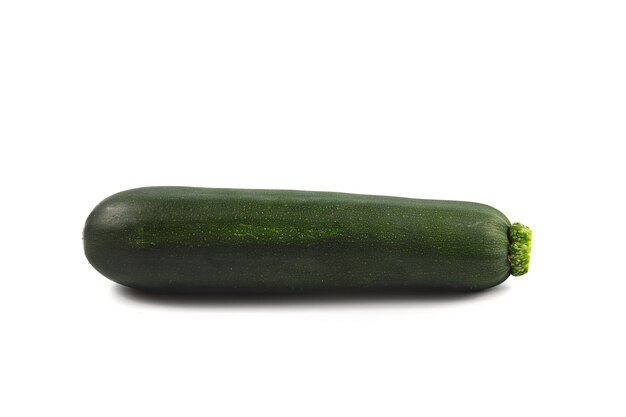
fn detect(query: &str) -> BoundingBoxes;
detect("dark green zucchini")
[83,187,532,292]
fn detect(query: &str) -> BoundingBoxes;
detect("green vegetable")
[83,187,532,292]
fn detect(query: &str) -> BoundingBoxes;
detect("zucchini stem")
[508,223,532,276]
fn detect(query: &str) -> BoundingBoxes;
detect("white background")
[1,1,625,416]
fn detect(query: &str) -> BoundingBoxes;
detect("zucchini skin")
[83,187,512,292]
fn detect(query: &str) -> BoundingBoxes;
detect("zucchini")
[83,187,532,292]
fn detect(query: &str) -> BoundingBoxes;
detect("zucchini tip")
[508,222,532,276]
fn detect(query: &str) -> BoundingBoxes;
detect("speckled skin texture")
[83,187,513,292]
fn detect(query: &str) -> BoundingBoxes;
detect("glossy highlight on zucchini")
[83,187,532,292]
